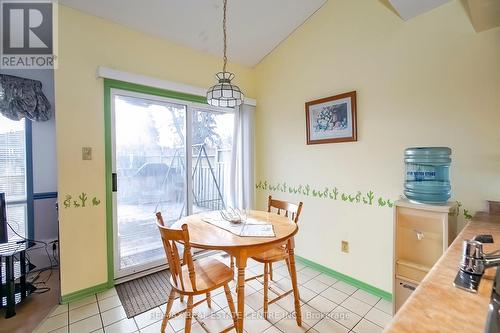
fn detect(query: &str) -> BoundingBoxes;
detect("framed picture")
[305,91,357,145]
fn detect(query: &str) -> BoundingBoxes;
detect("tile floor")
[34,257,392,333]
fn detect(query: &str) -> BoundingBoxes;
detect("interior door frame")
[104,79,231,283]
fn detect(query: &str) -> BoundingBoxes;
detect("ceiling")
[58,0,327,67]
[387,0,452,20]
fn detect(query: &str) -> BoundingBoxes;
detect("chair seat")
[251,246,288,263]
[169,258,233,295]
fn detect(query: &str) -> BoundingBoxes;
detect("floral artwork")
[306,91,357,144]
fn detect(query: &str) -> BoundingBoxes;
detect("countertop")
[385,211,500,333]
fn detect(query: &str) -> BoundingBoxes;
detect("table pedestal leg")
[236,256,247,333]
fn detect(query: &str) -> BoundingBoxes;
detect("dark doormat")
[116,269,177,318]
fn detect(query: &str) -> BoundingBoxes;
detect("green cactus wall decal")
[366,191,375,205]
[79,192,88,207]
[63,195,72,208]
[255,180,473,217]
[329,187,339,200]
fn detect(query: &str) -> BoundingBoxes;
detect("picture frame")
[305,91,357,145]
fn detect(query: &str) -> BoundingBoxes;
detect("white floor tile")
[296,271,315,284]
[69,302,99,324]
[300,303,324,327]
[69,295,97,310]
[98,295,122,312]
[328,305,362,330]
[332,281,357,295]
[352,318,384,333]
[364,308,392,328]
[321,287,349,305]
[48,327,69,333]
[315,274,338,286]
[245,291,265,311]
[49,304,68,317]
[302,278,329,294]
[101,306,127,327]
[352,289,380,306]
[139,320,175,333]
[247,278,264,291]
[374,299,392,315]
[69,314,103,333]
[341,297,372,317]
[33,312,68,333]
[133,307,163,329]
[308,295,337,314]
[104,317,138,333]
[299,267,321,279]
[262,326,283,333]
[271,277,292,291]
[264,303,289,324]
[242,311,273,333]
[313,316,349,333]
[274,315,310,333]
[97,288,118,301]
[198,310,234,332]
[298,284,317,303]
[276,294,302,313]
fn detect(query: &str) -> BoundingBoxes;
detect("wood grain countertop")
[385,211,500,333]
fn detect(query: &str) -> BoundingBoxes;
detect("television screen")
[0,193,7,243]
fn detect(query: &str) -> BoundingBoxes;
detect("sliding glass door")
[111,89,234,279]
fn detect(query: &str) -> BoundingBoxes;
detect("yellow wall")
[254,0,500,292]
[55,5,255,296]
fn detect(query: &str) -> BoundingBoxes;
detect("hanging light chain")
[222,0,228,73]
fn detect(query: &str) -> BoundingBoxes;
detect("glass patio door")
[112,91,187,278]
[111,89,235,279]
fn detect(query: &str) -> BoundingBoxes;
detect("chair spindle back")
[267,195,303,224]
[156,212,196,292]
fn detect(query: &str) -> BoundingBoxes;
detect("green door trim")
[103,79,208,288]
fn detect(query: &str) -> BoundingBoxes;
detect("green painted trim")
[104,79,114,287]
[103,78,207,104]
[296,255,392,301]
[60,283,110,304]
[103,78,209,285]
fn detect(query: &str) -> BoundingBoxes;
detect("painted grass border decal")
[255,180,473,220]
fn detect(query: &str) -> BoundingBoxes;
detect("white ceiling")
[59,0,327,67]
[388,0,452,20]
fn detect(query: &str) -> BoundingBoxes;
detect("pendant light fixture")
[206,0,244,108]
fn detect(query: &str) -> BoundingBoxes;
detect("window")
[0,116,28,240]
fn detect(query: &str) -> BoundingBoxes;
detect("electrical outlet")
[341,240,349,253]
[82,147,92,160]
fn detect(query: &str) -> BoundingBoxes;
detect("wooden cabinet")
[393,199,458,314]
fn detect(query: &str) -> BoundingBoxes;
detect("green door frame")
[103,79,207,286]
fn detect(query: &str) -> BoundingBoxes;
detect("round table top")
[171,210,298,250]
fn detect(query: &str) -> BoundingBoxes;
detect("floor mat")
[115,269,176,318]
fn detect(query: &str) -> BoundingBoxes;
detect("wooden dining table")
[171,210,301,333]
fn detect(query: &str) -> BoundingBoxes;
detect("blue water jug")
[404,147,451,204]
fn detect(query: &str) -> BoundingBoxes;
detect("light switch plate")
[82,147,92,160]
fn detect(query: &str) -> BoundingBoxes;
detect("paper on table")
[201,216,275,237]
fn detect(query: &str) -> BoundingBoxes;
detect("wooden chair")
[156,212,237,333]
[245,196,303,320]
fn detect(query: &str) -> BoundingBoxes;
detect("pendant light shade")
[207,72,244,108]
[206,0,244,108]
